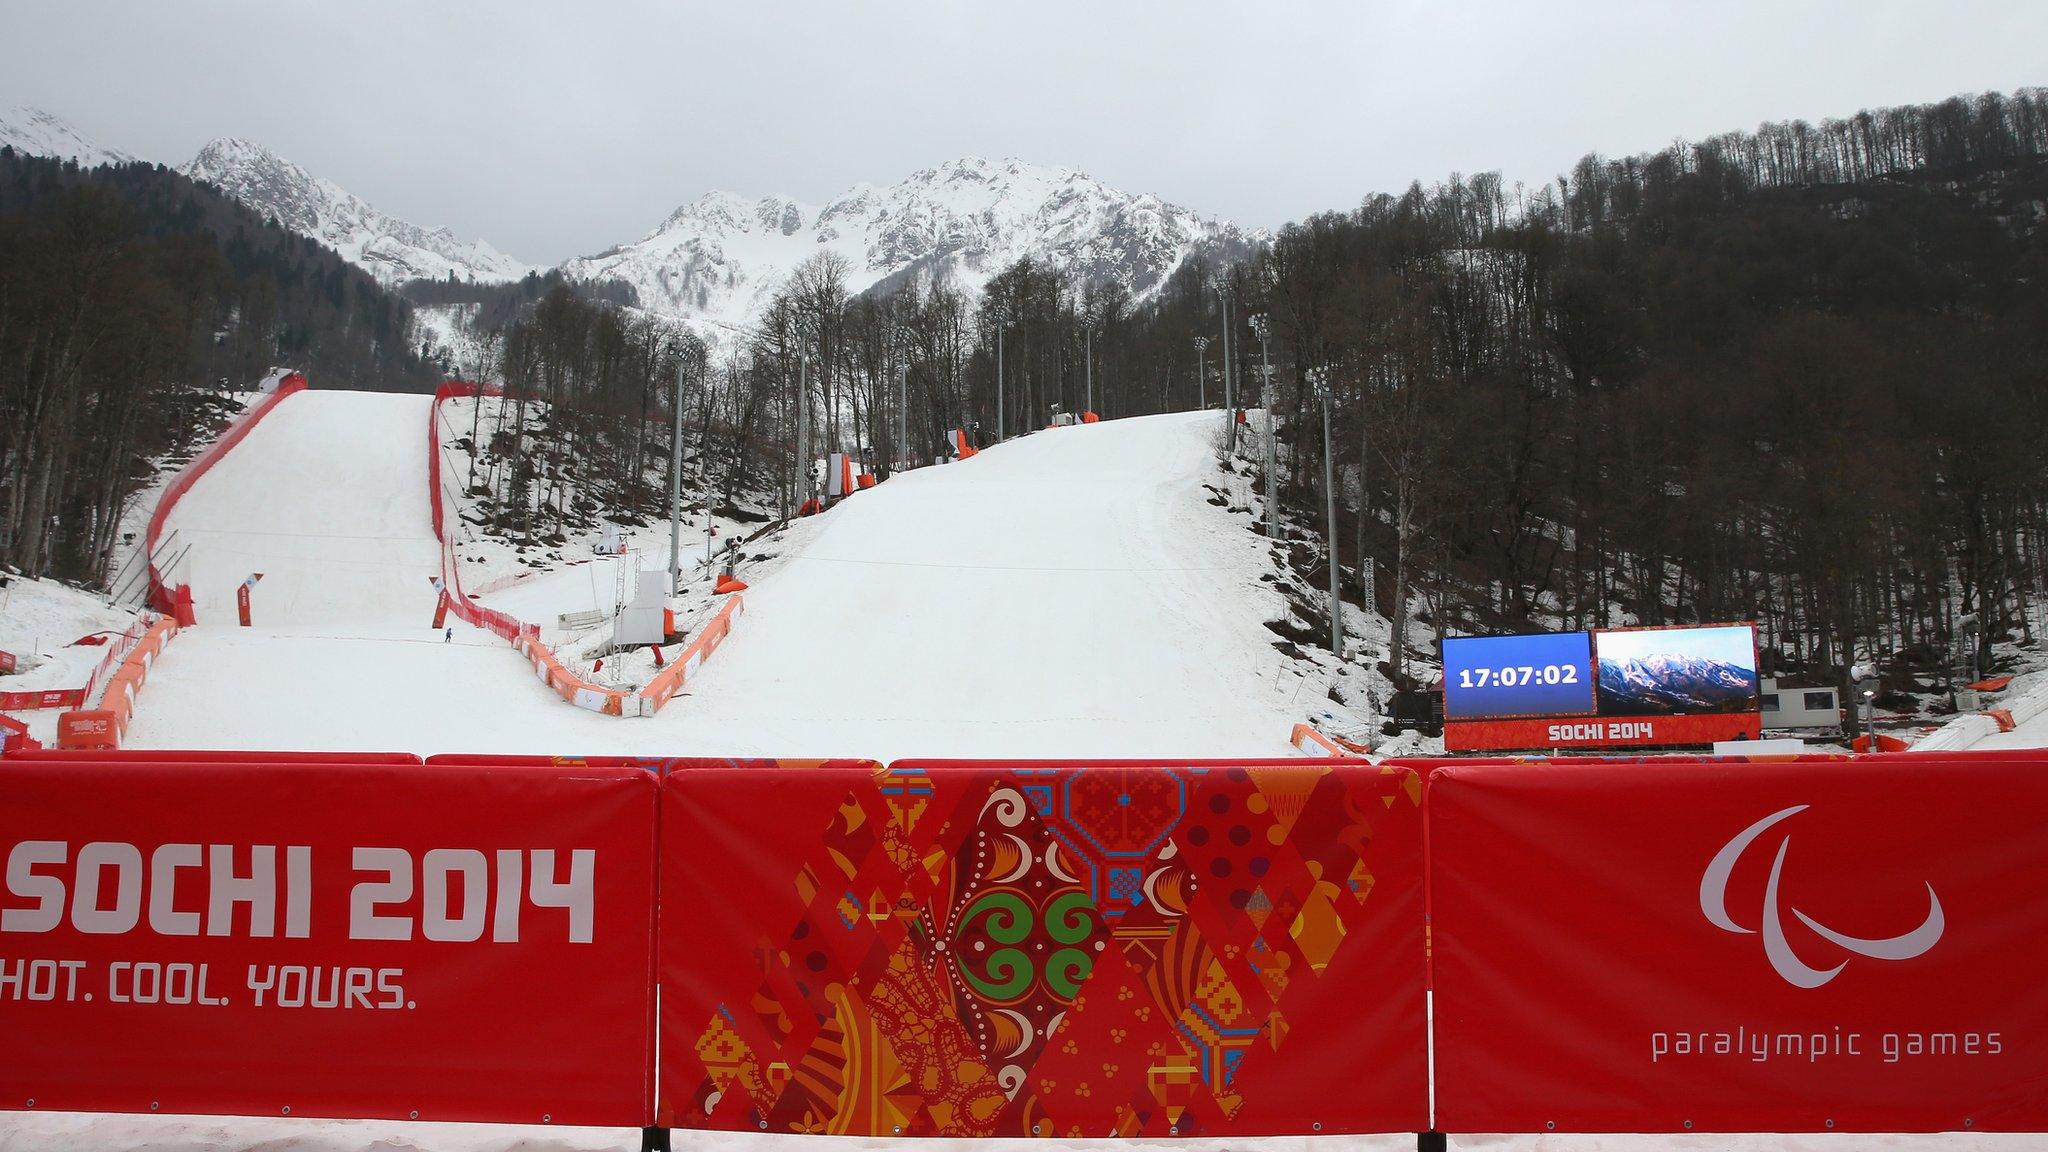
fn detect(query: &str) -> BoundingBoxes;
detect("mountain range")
[2,107,1255,326]
[561,157,1257,331]
[181,137,533,286]
[1596,654,1760,716]
[1,105,134,168]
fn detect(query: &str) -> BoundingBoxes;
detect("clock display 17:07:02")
[1456,663,1583,689]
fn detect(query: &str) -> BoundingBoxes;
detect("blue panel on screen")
[1442,632,1597,720]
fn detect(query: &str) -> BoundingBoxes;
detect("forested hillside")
[1238,88,2048,682]
[0,147,436,583]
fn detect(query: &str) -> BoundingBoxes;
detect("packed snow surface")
[156,391,442,626]
[1967,704,2048,749]
[127,395,1318,758]
[673,412,1311,759]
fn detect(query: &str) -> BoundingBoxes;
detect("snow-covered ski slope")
[674,412,1307,759]
[127,388,624,751]
[126,397,1311,757]
[159,390,440,625]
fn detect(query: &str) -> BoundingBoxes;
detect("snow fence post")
[1417,1131,1447,1151]
[641,1125,671,1151]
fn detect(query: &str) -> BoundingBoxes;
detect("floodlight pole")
[1249,312,1279,541]
[1215,284,1236,453]
[1315,368,1343,659]
[796,347,810,509]
[1193,336,1209,410]
[996,322,1005,443]
[668,351,686,591]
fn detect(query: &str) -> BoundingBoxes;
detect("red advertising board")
[0,758,658,1125]
[658,758,1427,1137]
[1444,711,1761,751]
[0,687,87,711]
[1429,756,2048,1132]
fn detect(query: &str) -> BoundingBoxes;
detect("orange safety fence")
[637,595,744,712]
[1290,721,1374,757]
[54,617,178,750]
[0,614,155,711]
[431,382,693,718]
[514,630,633,717]
[147,375,308,624]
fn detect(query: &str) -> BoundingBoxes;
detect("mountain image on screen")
[1596,653,1758,715]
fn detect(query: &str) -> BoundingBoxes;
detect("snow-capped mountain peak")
[180,136,531,287]
[563,156,1257,328]
[0,106,135,168]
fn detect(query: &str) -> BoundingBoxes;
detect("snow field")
[159,391,441,627]
[129,403,1321,758]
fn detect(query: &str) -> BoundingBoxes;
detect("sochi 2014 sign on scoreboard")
[1443,623,1762,751]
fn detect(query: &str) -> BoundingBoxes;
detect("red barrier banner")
[1429,756,2048,1132]
[0,687,85,711]
[0,758,658,1126]
[6,749,423,764]
[660,758,1427,1137]
[1444,711,1760,752]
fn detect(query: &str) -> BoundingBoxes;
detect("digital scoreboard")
[1440,631,1596,720]
[1441,623,1763,751]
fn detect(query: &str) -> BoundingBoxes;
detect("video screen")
[1592,624,1760,717]
[1441,631,1597,721]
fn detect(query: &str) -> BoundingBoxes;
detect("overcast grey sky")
[5,1,2041,265]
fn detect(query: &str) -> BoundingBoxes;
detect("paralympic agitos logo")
[1700,805,1944,989]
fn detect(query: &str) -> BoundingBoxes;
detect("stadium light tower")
[1192,336,1209,409]
[1247,312,1279,541]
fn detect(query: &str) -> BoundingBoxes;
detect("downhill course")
[124,390,1313,757]
[672,412,1310,758]
[159,390,441,625]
